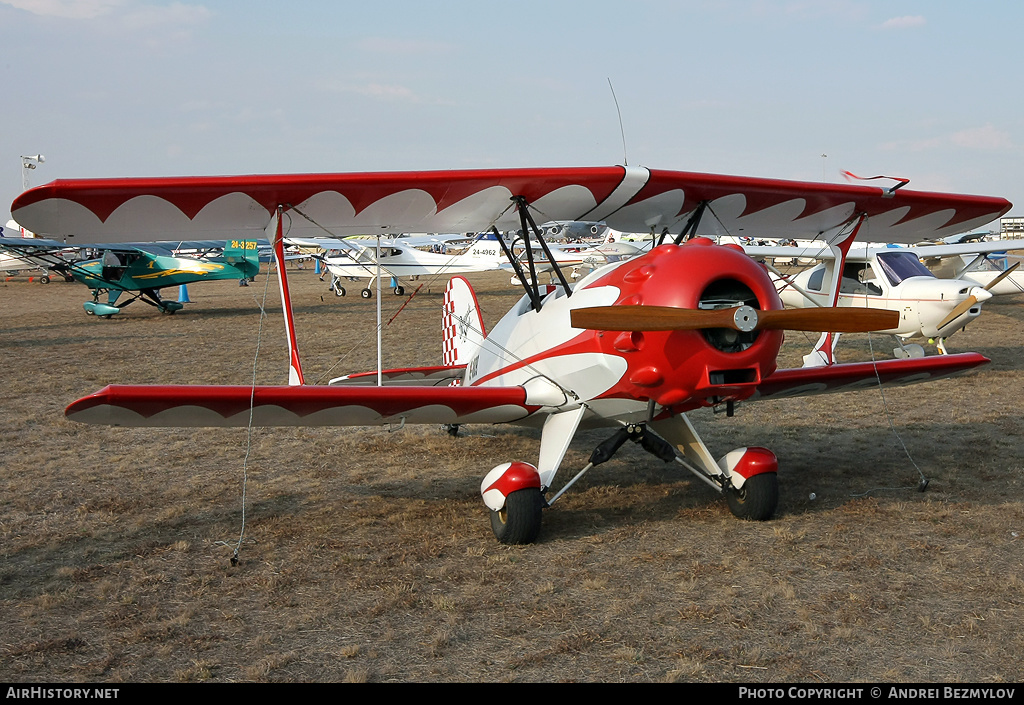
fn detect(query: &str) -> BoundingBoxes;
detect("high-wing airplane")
[12,166,1010,543]
[0,220,74,281]
[286,233,506,297]
[916,238,1024,296]
[745,239,1024,359]
[0,236,262,316]
[290,230,612,297]
[0,247,60,281]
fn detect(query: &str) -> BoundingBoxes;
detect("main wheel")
[334,286,346,297]
[40,275,50,284]
[489,488,544,545]
[726,472,778,521]
[394,285,405,296]
[361,288,372,299]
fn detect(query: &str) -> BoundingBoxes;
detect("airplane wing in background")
[11,167,1011,246]
[742,239,1024,263]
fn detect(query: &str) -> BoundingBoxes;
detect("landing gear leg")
[650,415,779,521]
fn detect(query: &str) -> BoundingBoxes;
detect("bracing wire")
[288,203,580,400]
[214,214,281,564]
[844,221,928,496]
[848,330,929,497]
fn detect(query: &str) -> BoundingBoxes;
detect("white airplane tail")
[443,276,487,367]
[461,231,507,270]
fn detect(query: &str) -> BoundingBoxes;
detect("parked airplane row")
[4,207,1022,364]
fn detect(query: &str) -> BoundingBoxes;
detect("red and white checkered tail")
[442,276,487,367]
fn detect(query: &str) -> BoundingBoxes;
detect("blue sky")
[2,1,1020,226]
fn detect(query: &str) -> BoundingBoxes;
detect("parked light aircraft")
[916,239,1024,296]
[291,230,614,297]
[0,220,72,281]
[745,239,1024,359]
[501,231,618,283]
[286,233,507,298]
[0,236,261,316]
[12,166,1010,543]
[0,248,57,280]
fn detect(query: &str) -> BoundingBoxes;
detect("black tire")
[394,285,405,296]
[40,275,50,284]
[726,472,778,521]
[489,488,544,545]
[361,288,372,299]
[334,286,346,297]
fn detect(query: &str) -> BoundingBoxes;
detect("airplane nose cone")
[970,286,994,303]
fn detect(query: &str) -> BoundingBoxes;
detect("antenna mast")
[607,78,628,166]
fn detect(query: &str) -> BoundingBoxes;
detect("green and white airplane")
[0,237,262,316]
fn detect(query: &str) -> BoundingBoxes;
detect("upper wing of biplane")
[11,166,1011,245]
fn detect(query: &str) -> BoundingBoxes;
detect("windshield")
[876,251,933,286]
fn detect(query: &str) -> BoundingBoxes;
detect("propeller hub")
[732,305,758,332]
[971,287,994,303]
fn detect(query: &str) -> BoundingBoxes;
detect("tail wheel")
[726,472,778,521]
[490,488,544,545]
[394,285,405,296]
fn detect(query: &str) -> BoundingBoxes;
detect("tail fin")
[224,239,260,279]
[443,276,487,367]
[462,231,506,269]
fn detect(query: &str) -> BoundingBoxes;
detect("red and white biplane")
[12,166,1010,543]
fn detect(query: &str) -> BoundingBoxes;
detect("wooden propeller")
[936,262,1020,330]
[570,304,899,333]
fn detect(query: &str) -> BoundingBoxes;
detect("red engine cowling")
[586,239,784,412]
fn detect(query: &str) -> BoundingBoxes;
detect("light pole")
[20,154,45,191]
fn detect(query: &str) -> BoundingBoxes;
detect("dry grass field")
[1,264,1022,683]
